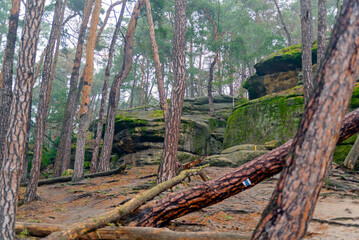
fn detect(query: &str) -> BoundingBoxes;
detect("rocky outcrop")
[203,144,269,167]
[243,43,317,99]
[224,89,304,148]
[105,95,237,166]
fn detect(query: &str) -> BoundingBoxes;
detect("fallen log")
[20,164,126,187]
[79,226,251,240]
[125,108,359,227]
[45,166,207,240]
[15,222,63,237]
[15,222,250,239]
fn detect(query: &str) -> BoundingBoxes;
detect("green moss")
[333,145,353,165]
[148,110,164,118]
[254,43,318,76]
[224,92,304,148]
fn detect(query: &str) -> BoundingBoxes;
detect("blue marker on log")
[242,178,252,187]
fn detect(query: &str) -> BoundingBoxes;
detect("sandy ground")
[17,165,359,239]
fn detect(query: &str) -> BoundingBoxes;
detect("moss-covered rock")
[224,93,304,148]
[203,144,269,167]
[254,43,317,76]
[224,83,359,167]
[243,70,300,99]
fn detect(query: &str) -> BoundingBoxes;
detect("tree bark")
[90,0,126,174]
[252,1,359,238]
[0,0,21,168]
[344,134,359,169]
[98,0,145,172]
[0,0,46,238]
[273,0,292,46]
[53,0,94,177]
[157,0,187,183]
[127,108,359,227]
[73,0,102,182]
[25,0,65,203]
[300,0,314,105]
[317,0,327,67]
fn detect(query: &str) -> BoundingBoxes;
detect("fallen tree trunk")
[45,166,207,240]
[15,222,63,237]
[15,222,250,239]
[126,108,359,227]
[79,226,251,240]
[20,164,126,187]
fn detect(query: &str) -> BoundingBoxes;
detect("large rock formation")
[106,95,236,166]
[243,43,317,99]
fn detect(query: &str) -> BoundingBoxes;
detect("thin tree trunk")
[0,0,45,238]
[208,56,217,117]
[95,0,123,45]
[129,55,139,110]
[189,34,194,98]
[273,0,292,46]
[300,0,314,105]
[157,0,187,183]
[128,108,359,227]
[145,0,169,119]
[253,2,359,238]
[198,39,203,96]
[139,57,145,106]
[53,0,94,177]
[73,0,102,182]
[204,8,218,117]
[90,0,126,174]
[344,134,359,169]
[317,0,327,68]
[25,0,65,203]
[98,0,145,172]
[0,0,21,167]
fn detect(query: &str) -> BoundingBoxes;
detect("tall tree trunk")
[198,39,203,96]
[204,8,218,117]
[25,0,65,203]
[129,108,359,227]
[98,0,145,172]
[208,55,217,117]
[317,0,327,67]
[129,55,139,110]
[145,0,169,120]
[300,0,314,105]
[0,0,45,238]
[344,134,359,169]
[73,0,102,182]
[189,35,194,98]
[273,0,292,46]
[90,0,126,174]
[53,0,94,177]
[157,0,187,183]
[252,1,359,238]
[0,0,21,168]
[139,57,145,106]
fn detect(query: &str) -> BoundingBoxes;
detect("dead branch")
[20,164,126,187]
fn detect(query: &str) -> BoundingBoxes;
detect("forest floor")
[17,164,359,239]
